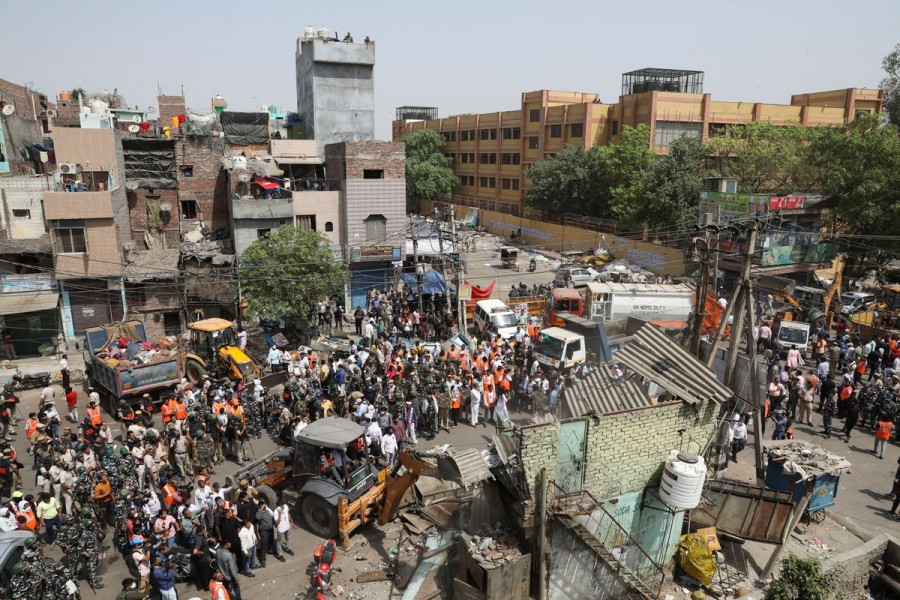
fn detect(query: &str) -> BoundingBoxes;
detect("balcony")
[231,195,294,220]
[43,191,113,220]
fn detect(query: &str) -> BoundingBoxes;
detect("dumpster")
[763,440,851,523]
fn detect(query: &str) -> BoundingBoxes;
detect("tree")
[705,121,819,194]
[881,43,900,127]
[239,226,349,320]
[69,88,86,101]
[639,135,708,232]
[808,114,900,237]
[765,554,845,600]
[598,125,654,227]
[403,129,458,200]
[524,144,604,215]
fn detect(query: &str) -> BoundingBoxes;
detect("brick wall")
[519,400,718,505]
[324,141,406,181]
[822,535,893,599]
[176,137,229,231]
[157,95,186,129]
[0,78,54,121]
[127,188,181,247]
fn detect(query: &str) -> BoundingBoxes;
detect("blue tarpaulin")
[401,270,455,295]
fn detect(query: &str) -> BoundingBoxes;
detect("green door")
[556,419,587,493]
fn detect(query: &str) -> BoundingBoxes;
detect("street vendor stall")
[763,440,851,523]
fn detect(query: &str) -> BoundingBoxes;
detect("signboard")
[1,274,57,293]
[458,286,472,301]
[700,191,769,223]
[769,196,806,211]
[351,246,401,263]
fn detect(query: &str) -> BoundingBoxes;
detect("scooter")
[528,257,537,272]
[306,539,339,600]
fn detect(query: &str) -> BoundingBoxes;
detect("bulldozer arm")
[376,451,457,526]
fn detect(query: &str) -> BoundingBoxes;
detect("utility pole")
[723,223,759,388]
[411,224,423,311]
[743,281,765,481]
[689,222,717,357]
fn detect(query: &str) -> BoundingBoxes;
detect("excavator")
[228,417,467,548]
[765,255,844,330]
[181,318,262,383]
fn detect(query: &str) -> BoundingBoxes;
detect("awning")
[254,177,279,190]
[0,291,60,316]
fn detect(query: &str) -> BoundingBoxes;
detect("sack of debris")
[678,533,717,586]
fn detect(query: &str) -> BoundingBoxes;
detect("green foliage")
[70,88,86,101]
[808,114,900,237]
[240,226,348,320]
[882,43,900,127]
[765,554,845,600]
[524,144,604,215]
[640,135,707,232]
[705,121,818,194]
[599,125,654,227]
[403,129,458,199]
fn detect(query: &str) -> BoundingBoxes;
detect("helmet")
[77,466,87,475]
[104,447,113,457]
[206,414,217,422]
[12,562,26,575]
[119,447,129,456]
[80,507,93,517]
[62,514,74,524]
[23,536,37,549]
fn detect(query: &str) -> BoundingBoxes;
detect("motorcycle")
[306,539,339,600]
[528,257,536,272]
[6,368,50,391]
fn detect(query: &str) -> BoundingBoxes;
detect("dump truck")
[83,321,181,411]
[182,318,262,384]
[534,316,612,371]
[229,417,465,548]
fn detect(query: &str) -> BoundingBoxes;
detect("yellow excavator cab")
[183,318,261,383]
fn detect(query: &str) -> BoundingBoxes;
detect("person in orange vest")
[86,398,102,426]
[174,396,187,421]
[160,397,175,425]
[24,412,39,439]
[449,377,462,427]
[210,569,232,600]
[482,369,495,423]
[875,414,894,459]
[161,479,181,507]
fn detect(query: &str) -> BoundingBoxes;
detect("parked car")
[553,266,600,288]
[0,530,33,590]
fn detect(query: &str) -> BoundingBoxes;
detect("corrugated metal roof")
[447,448,494,489]
[615,323,732,405]
[564,366,662,417]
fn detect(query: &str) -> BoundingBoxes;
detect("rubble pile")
[461,530,525,568]
[93,322,179,367]
[766,440,852,479]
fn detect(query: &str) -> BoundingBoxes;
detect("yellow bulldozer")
[181,318,262,384]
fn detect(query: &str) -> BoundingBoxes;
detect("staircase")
[548,483,666,600]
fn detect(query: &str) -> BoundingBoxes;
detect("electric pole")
[723,222,759,388]
[689,222,718,357]
[412,223,423,311]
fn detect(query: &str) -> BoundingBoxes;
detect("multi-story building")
[392,68,884,216]
[295,30,376,157]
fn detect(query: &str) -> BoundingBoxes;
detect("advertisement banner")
[769,196,806,211]
[699,191,769,223]
[1,274,57,293]
[350,246,401,263]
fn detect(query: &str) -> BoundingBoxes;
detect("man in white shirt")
[238,520,260,571]
[274,503,295,556]
[470,386,482,426]
[237,329,248,351]
[40,385,55,405]
[730,418,748,463]
[366,418,382,445]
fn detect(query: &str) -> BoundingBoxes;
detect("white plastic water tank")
[304,26,316,40]
[658,450,706,510]
[317,27,330,40]
[232,155,248,170]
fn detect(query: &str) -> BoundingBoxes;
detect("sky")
[3,0,898,139]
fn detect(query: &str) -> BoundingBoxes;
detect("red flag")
[466,280,495,299]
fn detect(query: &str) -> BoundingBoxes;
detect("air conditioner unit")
[46,109,58,118]
[59,163,81,175]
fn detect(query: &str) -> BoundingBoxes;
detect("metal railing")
[547,481,666,596]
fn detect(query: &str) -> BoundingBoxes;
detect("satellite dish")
[1,104,15,116]
[128,124,140,133]
[132,115,141,123]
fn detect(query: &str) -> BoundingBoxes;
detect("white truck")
[534,316,612,371]
[584,282,693,327]
[773,320,811,358]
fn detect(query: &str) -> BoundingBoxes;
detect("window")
[460,130,475,141]
[479,128,498,140]
[257,228,271,238]
[11,209,31,220]
[528,137,539,150]
[549,124,562,138]
[653,121,702,147]
[854,109,872,120]
[459,175,475,187]
[442,131,457,142]
[611,120,619,135]
[296,215,317,231]
[180,200,198,220]
[529,109,540,122]
[479,153,497,164]
[502,127,521,140]
[479,176,496,189]
[364,214,387,242]
[325,221,334,232]
[501,153,521,165]
[162,312,182,336]
[570,123,584,137]
[363,169,384,179]
[179,165,194,178]
[52,220,87,254]
[501,178,520,191]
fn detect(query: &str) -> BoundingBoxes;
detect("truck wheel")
[300,494,339,539]
[257,484,278,509]
[184,360,207,385]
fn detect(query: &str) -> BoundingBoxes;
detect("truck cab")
[472,300,518,339]
[545,287,584,327]
[534,327,586,371]
[774,320,811,357]
[184,318,261,383]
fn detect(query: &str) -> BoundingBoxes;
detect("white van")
[473,299,519,339]
[841,291,877,315]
